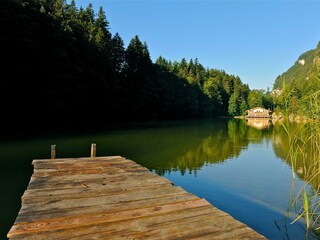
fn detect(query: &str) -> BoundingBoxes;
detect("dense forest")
[0,0,256,136]
[5,0,317,137]
[272,42,320,119]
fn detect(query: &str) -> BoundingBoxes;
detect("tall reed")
[284,117,320,238]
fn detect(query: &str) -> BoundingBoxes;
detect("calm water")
[0,119,318,239]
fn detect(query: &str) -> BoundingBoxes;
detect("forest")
[2,0,318,138]
[272,42,320,119]
[1,0,257,136]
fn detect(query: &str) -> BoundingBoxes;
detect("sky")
[76,0,320,90]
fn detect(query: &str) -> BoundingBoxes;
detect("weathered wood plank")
[16,193,199,223]
[33,164,146,173]
[33,156,123,162]
[10,205,261,240]
[20,185,189,214]
[8,156,266,240]
[32,159,134,169]
[22,180,173,203]
[9,199,210,237]
[61,211,226,240]
[28,170,159,187]
[10,206,216,240]
[32,167,149,177]
[22,183,174,204]
[30,169,154,181]
[24,173,172,193]
[28,172,170,190]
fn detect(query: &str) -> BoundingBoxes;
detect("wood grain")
[8,156,266,239]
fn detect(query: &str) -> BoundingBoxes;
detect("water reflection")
[246,118,272,130]
[272,122,320,191]
[152,119,319,239]
[1,118,319,239]
[271,122,320,238]
[154,119,272,176]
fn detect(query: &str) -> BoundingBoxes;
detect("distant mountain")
[274,42,320,89]
[272,42,320,119]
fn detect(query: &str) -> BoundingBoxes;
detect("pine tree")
[53,0,66,19]
[156,56,165,66]
[111,33,125,73]
[125,35,152,78]
[65,0,78,23]
[95,6,111,51]
[82,3,95,43]
[179,58,188,78]
[142,41,151,64]
[63,0,78,32]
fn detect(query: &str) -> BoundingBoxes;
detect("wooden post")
[51,145,56,159]
[91,143,96,158]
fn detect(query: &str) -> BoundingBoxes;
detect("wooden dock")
[8,153,266,239]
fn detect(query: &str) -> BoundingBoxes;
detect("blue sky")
[76,0,320,90]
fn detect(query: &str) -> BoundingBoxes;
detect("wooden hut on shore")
[246,107,271,118]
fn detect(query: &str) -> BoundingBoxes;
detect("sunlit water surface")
[0,119,317,239]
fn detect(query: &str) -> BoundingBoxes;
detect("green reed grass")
[284,117,320,238]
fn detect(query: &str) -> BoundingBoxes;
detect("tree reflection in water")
[153,119,319,238]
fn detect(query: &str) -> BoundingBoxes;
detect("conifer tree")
[53,0,66,19]
[125,36,152,77]
[95,6,111,51]
[111,33,125,73]
[83,3,95,43]
[179,58,188,78]
[65,0,78,23]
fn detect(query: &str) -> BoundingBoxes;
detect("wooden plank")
[29,167,149,186]
[32,156,123,162]
[19,185,189,214]
[22,173,171,199]
[10,205,264,240]
[32,168,147,177]
[16,193,199,223]
[24,173,172,193]
[33,162,145,171]
[28,169,158,184]
[22,183,174,204]
[32,158,131,169]
[10,205,215,240]
[60,210,225,240]
[8,199,210,237]
[8,155,266,240]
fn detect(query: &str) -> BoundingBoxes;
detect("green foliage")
[248,90,264,109]
[0,0,251,135]
[125,35,152,76]
[228,93,238,116]
[156,55,250,116]
[110,33,125,73]
[239,99,248,115]
[94,7,111,50]
[272,42,320,118]
[282,122,320,238]
[274,48,318,89]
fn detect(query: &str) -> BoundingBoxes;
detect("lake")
[1,118,318,239]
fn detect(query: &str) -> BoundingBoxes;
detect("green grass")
[285,121,320,238]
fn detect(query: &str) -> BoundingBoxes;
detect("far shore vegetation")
[1,0,320,237]
[2,0,319,136]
